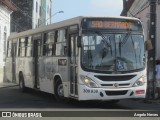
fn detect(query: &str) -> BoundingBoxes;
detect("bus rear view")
[77,17,147,101]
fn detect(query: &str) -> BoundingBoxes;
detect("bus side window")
[55,29,67,56]
[48,31,55,56]
[43,33,48,56]
[43,31,55,56]
[18,39,20,56]
[18,38,26,57]
[26,36,33,57]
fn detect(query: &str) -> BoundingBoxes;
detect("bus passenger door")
[12,43,17,83]
[33,39,41,89]
[70,35,78,96]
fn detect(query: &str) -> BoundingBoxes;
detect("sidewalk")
[0,72,17,88]
[0,81,18,88]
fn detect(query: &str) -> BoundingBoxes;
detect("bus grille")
[105,90,128,96]
[101,83,130,87]
[95,75,136,81]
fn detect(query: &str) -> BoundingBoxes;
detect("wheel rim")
[57,84,64,97]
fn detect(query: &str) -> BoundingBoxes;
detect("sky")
[51,0,123,23]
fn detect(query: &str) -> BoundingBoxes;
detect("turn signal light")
[136,90,145,95]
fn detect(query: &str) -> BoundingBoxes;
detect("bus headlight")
[133,76,145,87]
[80,75,98,88]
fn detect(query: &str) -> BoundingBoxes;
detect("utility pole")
[148,0,156,99]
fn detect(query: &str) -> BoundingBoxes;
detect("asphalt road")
[0,86,129,109]
[0,86,160,120]
[0,86,159,111]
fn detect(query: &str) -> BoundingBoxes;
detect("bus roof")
[8,16,140,40]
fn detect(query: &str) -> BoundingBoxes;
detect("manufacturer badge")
[114,83,119,87]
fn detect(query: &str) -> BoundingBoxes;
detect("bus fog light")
[133,76,145,87]
[80,75,98,88]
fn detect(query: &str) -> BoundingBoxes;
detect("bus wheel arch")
[54,75,64,101]
[19,71,26,92]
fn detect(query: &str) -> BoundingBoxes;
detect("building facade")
[121,0,160,59]
[32,0,52,28]
[10,0,33,32]
[121,0,160,99]
[0,0,16,74]
[11,0,52,33]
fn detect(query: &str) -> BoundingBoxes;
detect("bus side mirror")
[77,36,82,47]
[145,40,153,51]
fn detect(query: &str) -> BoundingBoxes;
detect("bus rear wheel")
[54,80,65,101]
[19,73,26,92]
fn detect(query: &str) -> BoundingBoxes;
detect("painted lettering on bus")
[58,59,67,66]
[46,62,52,72]
[105,21,132,29]
[91,21,103,28]
[83,89,98,94]
[90,21,132,29]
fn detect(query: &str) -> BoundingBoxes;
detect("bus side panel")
[5,58,12,81]
[57,57,70,98]
[39,57,54,94]
[16,58,25,84]
[38,56,70,97]
[24,57,34,88]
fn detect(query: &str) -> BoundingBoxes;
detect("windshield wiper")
[131,36,137,68]
[94,32,112,67]
[120,31,131,46]
[95,31,112,56]
[119,31,131,57]
[95,31,111,47]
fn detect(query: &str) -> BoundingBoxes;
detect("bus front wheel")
[54,80,64,101]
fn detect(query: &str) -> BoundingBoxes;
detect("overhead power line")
[38,11,64,27]
[11,19,26,31]
[9,0,33,19]
[0,9,26,31]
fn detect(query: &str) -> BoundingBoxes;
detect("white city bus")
[5,16,149,102]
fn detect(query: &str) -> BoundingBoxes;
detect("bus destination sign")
[82,18,142,31]
[89,21,132,29]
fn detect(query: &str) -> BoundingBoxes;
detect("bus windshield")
[81,32,145,72]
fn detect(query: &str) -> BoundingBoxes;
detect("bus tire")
[54,80,65,102]
[19,73,27,92]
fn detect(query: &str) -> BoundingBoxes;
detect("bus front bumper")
[78,84,146,101]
